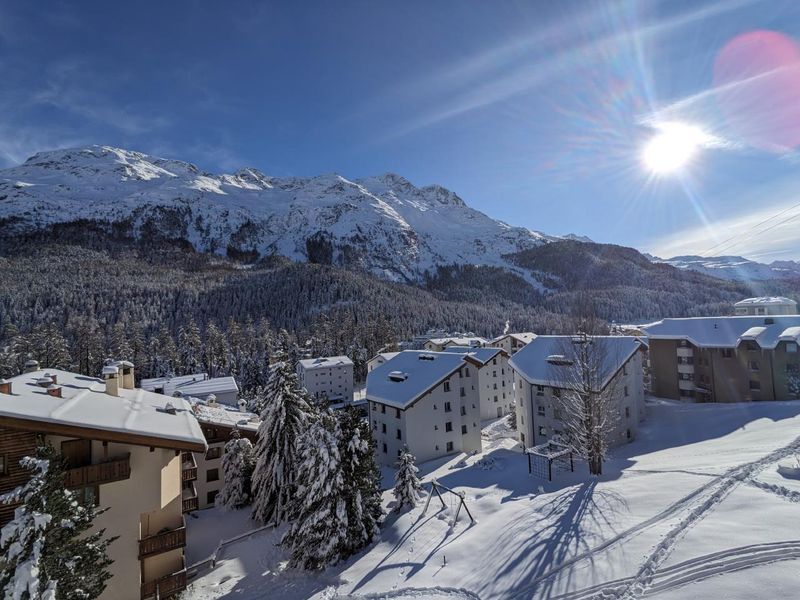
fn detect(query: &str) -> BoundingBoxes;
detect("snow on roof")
[779,327,800,343]
[734,296,797,307]
[368,352,400,365]
[427,336,488,347]
[140,373,238,398]
[0,369,206,451]
[298,355,354,369]
[442,345,505,365]
[191,400,260,432]
[509,336,643,389]
[491,332,536,345]
[642,315,800,349]
[141,373,208,390]
[366,351,470,409]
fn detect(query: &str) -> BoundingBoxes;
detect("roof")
[366,351,473,409]
[642,315,800,349]
[140,373,238,398]
[368,352,400,365]
[509,336,643,389]
[0,369,207,452]
[491,332,536,345]
[191,400,260,433]
[298,355,354,369]
[442,345,506,365]
[734,296,796,307]
[426,336,488,347]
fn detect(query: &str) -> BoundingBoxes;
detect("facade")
[643,315,800,402]
[367,352,400,373]
[0,363,206,600]
[297,355,354,402]
[422,336,488,352]
[734,297,797,316]
[366,351,482,466]
[141,373,240,406]
[443,346,513,419]
[510,336,646,449]
[490,332,536,355]
[190,400,259,509]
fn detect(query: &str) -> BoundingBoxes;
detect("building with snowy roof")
[643,315,800,402]
[140,373,240,406]
[366,351,483,466]
[734,296,797,316]
[296,355,354,403]
[509,336,646,449]
[0,361,206,600]
[443,346,513,419]
[490,332,537,355]
[367,351,400,373]
[422,336,488,352]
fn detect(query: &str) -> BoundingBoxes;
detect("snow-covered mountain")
[656,255,800,281]
[0,146,572,281]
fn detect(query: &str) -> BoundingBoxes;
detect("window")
[207,490,219,505]
[444,401,452,412]
[749,380,761,391]
[493,383,498,390]
[381,404,386,414]
[206,447,222,460]
[493,358,497,365]
[748,360,760,371]
[625,406,631,418]
[492,370,497,377]
[520,433,525,444]
[536,385,544,396]
[396,429,402,440]
[461,424,467,435]
[395,408,401,418]
[624,386,629,397]
[537,405,545,416]
[460,405,466,416]
[445,421,453,432]
[382,443,387,454]
[460,387,465,397]
[0,454,6,476]
[552,388,561,398]
[382,423,387,434]
[465,367,470,377]
[75,486,99,507]
[788,343,798,353]
[398,449,402,457]
[206,468,219,482]
[444,380,451,392]
[538,426,547,437]
[446,441,454,452]
[626,429,631,440]
[722,348,733,358]
[520,415,524,425]
[494,395,498,402]
[372,402,377,411]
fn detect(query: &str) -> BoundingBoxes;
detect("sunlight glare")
[642,122,711,174]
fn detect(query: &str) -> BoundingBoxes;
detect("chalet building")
[443,346,513,419]
[510,336,646,449]
[190,400,259,508]
[366,351,482,466]
[422,336,488,352]
[734,296,797,316]
[489,332,536,355]
[367,351,400,373]
[141,373,240,407]
[0,362,207,600]
[297,355,354,403]
[643,315,800,402]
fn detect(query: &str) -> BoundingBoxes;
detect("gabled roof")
[509,336,643,389]
[0,369,206,452]
[298,355,354,369]
[642,316,800,349]
[442,345,506,365]
[366,351,474,409]
[141,373,238,399]
[491,332,536,345]
[735,296,796,307]
[367,352,400,365]
[426,336,488,347]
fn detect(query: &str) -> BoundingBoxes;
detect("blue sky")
[3,1,800,260]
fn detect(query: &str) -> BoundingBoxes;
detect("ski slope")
[186,399,800,599]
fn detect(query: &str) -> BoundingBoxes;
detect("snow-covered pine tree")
[506,401,517,430]
[0,445,116,600]
[250,353,313,525]
[178,318,202,373]
[281,411,348,570]
[337,407,383,556]
[109,322,133,362]
[393,448,423,511]
[241,385,268,415]
[217,428,256,510]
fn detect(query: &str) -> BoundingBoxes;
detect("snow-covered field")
[185,399,800,599]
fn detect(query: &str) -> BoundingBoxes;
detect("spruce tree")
[0,446,116,600]
[393,448,423,512]
[217,429,255,510]
[281,412,348,570]
[507,401,517,430]
[337,407,383,556]
[250,354,313,525]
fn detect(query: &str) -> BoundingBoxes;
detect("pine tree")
[178,319,202,374]
[217,429,255,510]
[337,407,383,556]
[393,448,423,512]
[506,401,517,430]
[0,446,116,600]
[109,322,133,362]
[281,412,348,570]
[250,355,313,525]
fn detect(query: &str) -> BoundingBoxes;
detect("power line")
[701,200,800,257]
[709,209,800,258]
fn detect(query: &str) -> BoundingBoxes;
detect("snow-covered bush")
[393,448,423,511]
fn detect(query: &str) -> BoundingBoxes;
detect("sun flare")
[642,122,711,174]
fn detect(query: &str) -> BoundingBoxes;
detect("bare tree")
[551,332,620,476]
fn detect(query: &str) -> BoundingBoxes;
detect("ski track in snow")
[510,433,800,600]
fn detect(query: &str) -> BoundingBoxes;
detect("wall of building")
[648,339,681,400]
[477,354,514,420]
[298,363,354,402]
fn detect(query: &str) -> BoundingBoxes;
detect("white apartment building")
[367,351,400,373]
[141,373,240,406]
[509,336,646,450]
[366,351,483,466]
[297,355,354,403]
[490,332,536,355]
[734,297,797,316]
[443,346,513,419]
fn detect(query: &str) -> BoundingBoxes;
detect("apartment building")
[297,355,354,403]
[141,373,240,406]
[366,351,482,466]
[189,400,259,508]
[0,362,207,600]
[422,336,488,352]
[443,346,513,419]
[734,296,797,316]
[510,336,646,449]
[643,315,800,402]
[489,332,536,355]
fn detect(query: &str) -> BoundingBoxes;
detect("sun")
[642,122,710,174]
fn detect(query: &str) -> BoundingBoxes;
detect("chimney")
[46,384,62,399]
[118,360,135,390]
[102,365,120,396]
[43,372,57,385]
[23,359,40,374]
[36,376,53,388]
[0,379,11,395]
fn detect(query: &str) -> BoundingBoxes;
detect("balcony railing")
[64,454,131,488]
[181,452,197,483]
[139,519,187,559]
[140,564,187,599]
[182,484,198,514]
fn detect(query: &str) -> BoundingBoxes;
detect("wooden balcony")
[181,452,197,483]
[64,454,131,488]
[139,519,187,559]
[181,484,198,514]
[140,564,187,599]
